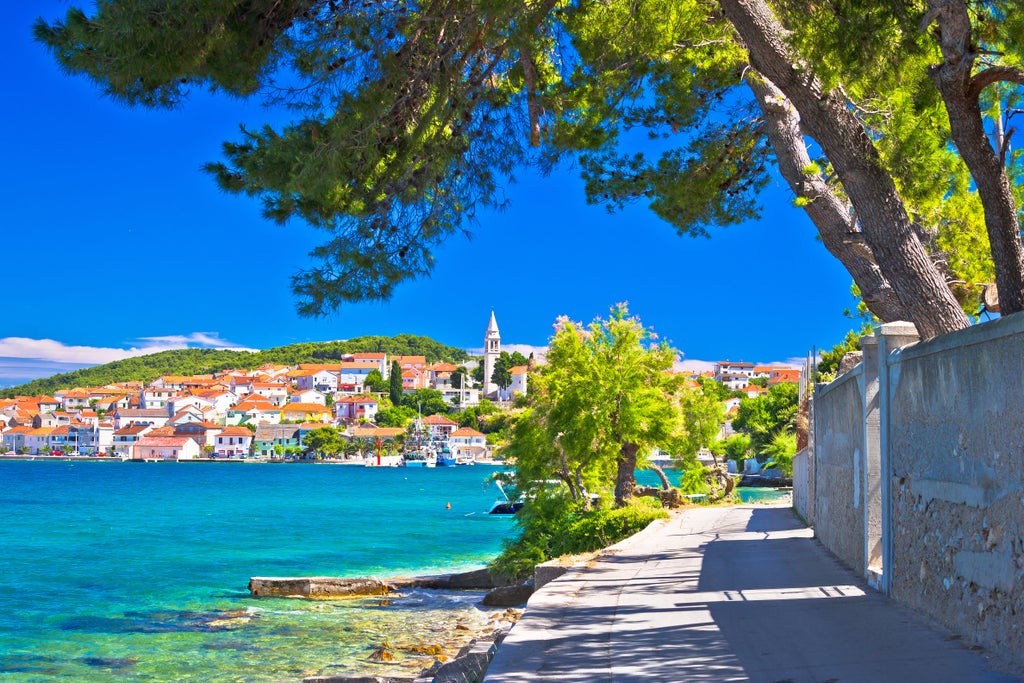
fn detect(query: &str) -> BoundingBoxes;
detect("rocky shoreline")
[248,568,536,683]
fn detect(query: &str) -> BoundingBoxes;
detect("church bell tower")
[483,311,501,398]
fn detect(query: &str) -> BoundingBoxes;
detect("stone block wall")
[812,366,866,576]
[887,314,1024,660]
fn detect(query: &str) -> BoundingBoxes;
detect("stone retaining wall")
[808,313,1024,667]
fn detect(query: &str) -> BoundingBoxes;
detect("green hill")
[0,335,472,398]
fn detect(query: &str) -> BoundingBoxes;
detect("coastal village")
[0,314,799,464]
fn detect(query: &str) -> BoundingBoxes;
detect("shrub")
[489,493,667,580]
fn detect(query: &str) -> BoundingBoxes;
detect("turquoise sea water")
[0,461,516,682]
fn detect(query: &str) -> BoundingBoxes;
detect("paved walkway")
[484,505,1021,682]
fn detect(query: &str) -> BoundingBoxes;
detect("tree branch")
[970,65,1024,99]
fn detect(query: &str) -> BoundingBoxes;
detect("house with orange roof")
[391,355,427,376]
[337,361,380,392]
[449,427,488,463]
[82,420,115,455]
[401,367,430,391]
[168,394,215,416]
[421,413,458,440]
[293,368,339,394]
[214,426,254,458]
[96,395,132,413]
[334,395,378,423]
[498,365,529,402]
[196,389,237,418]
[769,367,801,385]
[251,380,290,406]
[61,387,92,411]
[168,406,207,427]
[228,394,280,426]
[25,427,54,454]
[280,402,333,424]
[2,425,32,453]
[290,388,327,406]
[131,435,200,461]
[173,421,224,449]
[740,384,768,399]
[36,396,60,414]
[141,386,177,410]
[151,375,190,390]
[256,364,292,379]
[349,352,388,375]
[715,361,755,390]
[75,410,100,427]
[112,423,153,458]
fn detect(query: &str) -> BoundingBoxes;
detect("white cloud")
[0,333,256,366]
[675,359,716,373]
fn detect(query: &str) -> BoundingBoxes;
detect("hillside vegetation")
[1,335,470,398]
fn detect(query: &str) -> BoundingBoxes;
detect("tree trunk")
[614,441,639,507]
[649,462,672,491]
[719,0,971,339]
[925,0,1024,315]
[747,76,905,322]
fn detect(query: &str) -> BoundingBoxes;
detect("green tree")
[673,387,726,466]
[389,360,404,406]
[36,0,1024,333]
[375,405,416,428]
[720,433,754,469]
[731,383,799,455]
[761,430,797,477]
[818,324,873,379]
[507,304,682,507]
[491,350,529,392]
[400,388,449,416]
[303,426,342,457]
[364,369,387,393]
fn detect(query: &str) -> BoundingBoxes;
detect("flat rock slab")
[249,577,389,598]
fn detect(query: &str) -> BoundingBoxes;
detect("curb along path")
[483,505,1020,683]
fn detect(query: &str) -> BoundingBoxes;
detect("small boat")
[488,480,524,514]
[403,449,436,467]
[436,446,457,467]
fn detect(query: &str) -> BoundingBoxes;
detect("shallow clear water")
[0,461,516,682]
[635,469,793,504]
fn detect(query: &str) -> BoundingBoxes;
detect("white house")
[252,381,290,406]
[131,435,201,461]
[140,387,177,409]
[448,427,488,464]
[335,395,379,422]
[112,424,152,458]
[228,394,281,425]
[213,426,254,458]
[290,388,327,406]
[337,362,380,392]
[421,414,458,440]
[349,352,388,376]
[498,365,529,402]
[294,369,339,394]
[167,395,215,417]
[113,408,170,429]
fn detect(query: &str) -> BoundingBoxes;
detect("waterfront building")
[131,435,200,461]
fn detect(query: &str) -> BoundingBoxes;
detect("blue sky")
[1,2,859,387]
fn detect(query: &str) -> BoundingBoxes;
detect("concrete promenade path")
[483,505,1021,683]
